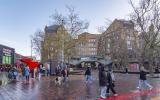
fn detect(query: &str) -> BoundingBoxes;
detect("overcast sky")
[0,0,138,57]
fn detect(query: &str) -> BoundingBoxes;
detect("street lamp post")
[31,39,33,58]
[61,20,64,63]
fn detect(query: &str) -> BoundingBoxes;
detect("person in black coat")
[85,65,93,83]
[98,64,107,99]
[106,69,117,96]
[137,66,153,90]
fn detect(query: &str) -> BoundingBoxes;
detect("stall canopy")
[20,58,32,64]
[20,57,39,71]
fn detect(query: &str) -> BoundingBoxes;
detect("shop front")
[0,44,15,65]
[0,44,15,85]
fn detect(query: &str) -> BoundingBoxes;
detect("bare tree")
[31,6,89,62]
[31,29,44,60]
[52,6,89,37]
[35,6,89,62]
[97,18,112,33]
[50,5,89,63]
[130,0,160,75]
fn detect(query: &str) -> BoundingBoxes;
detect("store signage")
[3,48,12,56]
[2,48,12,64]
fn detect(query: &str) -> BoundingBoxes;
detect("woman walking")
[106,69,118,96]
[61,66,69,83]
[24,66,30,82]
[137,66,153,90]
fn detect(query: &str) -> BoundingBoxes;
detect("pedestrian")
[98,64,108,99]
[60,62,64,71]
[24,66,30,82]
[85,64,93,84]
[21,65,25,81]
[106,69,118,96]
[46,64,50,76]
[55,65,61,76]
[124,67,128,74]
[137,66,153,90]
[55,65,62,86]
[13,66,18,80]
[17,67,22,81]
[61,65,69,83]
[35,68,38,78]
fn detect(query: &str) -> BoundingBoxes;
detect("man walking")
[137,66,153,90]
[98,64,107,99]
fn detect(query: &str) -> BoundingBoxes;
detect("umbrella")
[28,61,39,70]
[20,58,38,71]
[20,57,32,65]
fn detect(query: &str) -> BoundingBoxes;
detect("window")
[89,43,94,47]
[107,49,110,52]
[51,42,54,46]
[81,42,85,46]
[127,41,132,49]
[108,39,111,42]
[107,44,110,48]
[2,56,11,64]
[50,47,53,50]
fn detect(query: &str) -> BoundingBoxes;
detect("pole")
[31,39,32,58]
[61,20,64,63]
[31,39,34,78]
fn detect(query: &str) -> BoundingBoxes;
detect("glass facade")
[2,56,11,64]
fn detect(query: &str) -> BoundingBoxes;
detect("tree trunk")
[149,58,154,77]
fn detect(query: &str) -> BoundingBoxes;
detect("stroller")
[8,68,18,80]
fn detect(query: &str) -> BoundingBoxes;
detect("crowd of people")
[83,63,154,99]
[0,64,38,83]
[0,62,155,99]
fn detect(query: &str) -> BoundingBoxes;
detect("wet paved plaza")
[0,70,160,100]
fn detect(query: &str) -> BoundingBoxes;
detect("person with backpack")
[137,66,153,90]
[106,69,118,96]
[98,64,108,99]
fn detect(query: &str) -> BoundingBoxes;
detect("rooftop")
[45,25,60,33]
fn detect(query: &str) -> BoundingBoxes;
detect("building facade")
[75,32,99,57]
[97,19,139,69]
[0,44,15,65]
[41,25,73,63]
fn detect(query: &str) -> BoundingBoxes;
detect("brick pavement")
[0,71,160,100]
